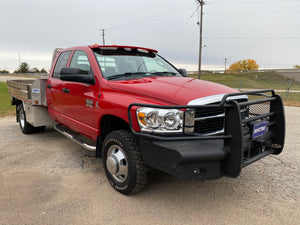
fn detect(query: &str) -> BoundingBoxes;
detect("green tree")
[40,68,48,73]
[227,59,259,72]
[0,69,9,74]
[15,62,30,73]
[31,67,40,73]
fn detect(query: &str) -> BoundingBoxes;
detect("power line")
[209,0,300,4]
[203,37,300,40]
[205,10,300,14]
[106,3,194,30]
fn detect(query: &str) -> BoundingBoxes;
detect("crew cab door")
[61,50,97,137]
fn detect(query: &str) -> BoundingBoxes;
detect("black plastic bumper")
[128,90,285,181]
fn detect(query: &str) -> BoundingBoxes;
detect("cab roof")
[88,44,158,53]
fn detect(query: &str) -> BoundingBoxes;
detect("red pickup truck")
[7,44,285,195]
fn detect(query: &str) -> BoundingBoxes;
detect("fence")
[188,69,300,83]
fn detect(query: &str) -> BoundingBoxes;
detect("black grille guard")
[127,90,285,177]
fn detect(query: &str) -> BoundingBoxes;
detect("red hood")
[108,76,237,105]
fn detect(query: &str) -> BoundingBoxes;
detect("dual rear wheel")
[17,104,45,134]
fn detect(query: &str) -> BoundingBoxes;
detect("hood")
[108,76,237,105]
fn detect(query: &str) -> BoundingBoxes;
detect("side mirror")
[178,68,188,77]
[60,67,95,85]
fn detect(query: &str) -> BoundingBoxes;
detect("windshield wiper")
[107,72,147,80]
[150,71,178,76]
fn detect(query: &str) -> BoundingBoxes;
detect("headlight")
[137,107,183,133]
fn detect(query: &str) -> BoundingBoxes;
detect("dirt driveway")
[0,107,299,225]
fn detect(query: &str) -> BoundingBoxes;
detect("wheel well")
[100,115,130,141]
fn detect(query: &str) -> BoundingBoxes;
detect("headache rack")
[128,90,285,178]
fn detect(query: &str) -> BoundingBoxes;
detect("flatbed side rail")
[6,79,35,102]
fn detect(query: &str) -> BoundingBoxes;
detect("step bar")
[54,124,96,151]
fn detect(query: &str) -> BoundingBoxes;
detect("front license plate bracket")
[252,121,268,139]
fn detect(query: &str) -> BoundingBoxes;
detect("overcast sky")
[0,0,299,72]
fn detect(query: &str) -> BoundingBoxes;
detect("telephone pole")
[100,29,106,45]
[225,58,227,71]
[197,0,205,79]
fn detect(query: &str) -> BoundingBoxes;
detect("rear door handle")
[46,84,52,89]
[62,88,70,93]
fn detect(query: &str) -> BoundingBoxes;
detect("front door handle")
[62,88,70,93]
[46,84,52,89]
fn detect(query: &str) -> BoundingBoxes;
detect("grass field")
[0,71,299,117]
[189,71,300,91]
[0,82,15,116]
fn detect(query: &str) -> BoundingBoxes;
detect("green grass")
[0,82,15,116]
[189,71,300,106]
[189,71,300,91]
[276,92,300,107]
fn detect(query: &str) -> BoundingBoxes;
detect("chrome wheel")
[106,144,128,183]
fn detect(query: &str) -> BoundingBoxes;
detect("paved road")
[0,107,299,225]
[0,75,37,82]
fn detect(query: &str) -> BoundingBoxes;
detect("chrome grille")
[194,107,225,135]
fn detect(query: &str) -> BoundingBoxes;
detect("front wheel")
[102,130,148,195]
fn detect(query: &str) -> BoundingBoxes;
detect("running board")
[54,124,96,151]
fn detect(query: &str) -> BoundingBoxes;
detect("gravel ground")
[0,107,299,225]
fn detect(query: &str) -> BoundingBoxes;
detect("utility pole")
[100,29,106,45]
[197,0,205,79]
[225,58,227,71]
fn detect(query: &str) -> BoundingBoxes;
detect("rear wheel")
[102,130,148,195]
[17,104,45,134]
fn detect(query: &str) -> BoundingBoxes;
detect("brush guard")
[128,90,285,179]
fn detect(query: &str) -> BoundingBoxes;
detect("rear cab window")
[53,51,72,79]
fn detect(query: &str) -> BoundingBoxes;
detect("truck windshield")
[93,48,181,80]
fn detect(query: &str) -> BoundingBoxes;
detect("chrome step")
[54,124,96,151]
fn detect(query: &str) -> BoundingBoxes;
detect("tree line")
[0,62,48,74]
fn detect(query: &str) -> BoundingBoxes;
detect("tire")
[17,104,46,134]
[102,130,148,195]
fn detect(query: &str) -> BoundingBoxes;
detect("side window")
[70,51,91,75]
[53,51,72,78]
